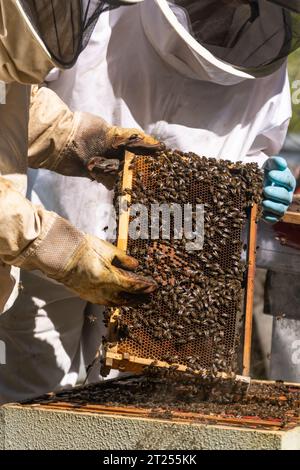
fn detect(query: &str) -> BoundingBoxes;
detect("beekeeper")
[1,0,298,403]
[0,0,162,403]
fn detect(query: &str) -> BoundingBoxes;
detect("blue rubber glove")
[263,156,296,223]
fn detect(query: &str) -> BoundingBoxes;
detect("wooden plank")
[105,351,248,384]
[117,153,134,252]
[22,402,298,431]
[243,204,258,377]
[252,379,300,388]
[282,211,300,225]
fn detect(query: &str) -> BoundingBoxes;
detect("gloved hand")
[263,156,296,224]
[52,235,157,306]
[0,177,156,306]
[57,113,164,189]
[8,206,158,307]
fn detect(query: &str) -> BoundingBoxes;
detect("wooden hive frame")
[103,152,259,380]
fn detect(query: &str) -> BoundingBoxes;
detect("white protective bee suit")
[0,0,296,402]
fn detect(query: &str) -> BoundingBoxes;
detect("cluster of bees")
[107,150,263,380]
[29,377,300,422]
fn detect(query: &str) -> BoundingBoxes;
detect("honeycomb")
[105,150,263,377]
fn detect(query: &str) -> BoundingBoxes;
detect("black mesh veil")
[171,0,300,75]
[18,1,137,68]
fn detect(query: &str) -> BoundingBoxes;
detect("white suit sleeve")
[245,67,292,167]
[28,86,82,171]
[246,119,291,167]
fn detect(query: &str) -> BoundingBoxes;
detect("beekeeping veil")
[166,0,300,78]
[18,1,145,67]
[142,0,300,85]
[0,0,141,83]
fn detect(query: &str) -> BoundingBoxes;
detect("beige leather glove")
[53,113,164,189]
[17,224,157,307]
[28,87,164,189]
[0,179,156,307]
[52,235,158,306]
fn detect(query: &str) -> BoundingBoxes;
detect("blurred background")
[252,52,300,380]
[284,49,300,176]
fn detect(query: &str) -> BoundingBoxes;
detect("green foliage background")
[288,50,300,133]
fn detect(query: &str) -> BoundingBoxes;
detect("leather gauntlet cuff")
[15,211,84,277]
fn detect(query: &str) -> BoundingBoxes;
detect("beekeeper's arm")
[28,86,163,189]
[0,177,156,306]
